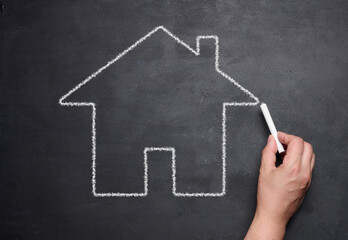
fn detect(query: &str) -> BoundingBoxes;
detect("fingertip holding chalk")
[260,103,285,154]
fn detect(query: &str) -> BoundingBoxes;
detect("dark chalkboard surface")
[1,1,347,239]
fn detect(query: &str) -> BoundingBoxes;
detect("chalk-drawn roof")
[59,26,259,106]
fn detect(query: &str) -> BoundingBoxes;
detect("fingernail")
[267,135,272,144]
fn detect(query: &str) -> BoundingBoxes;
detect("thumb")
[261,135,278,169]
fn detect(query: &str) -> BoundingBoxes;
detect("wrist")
[245,210,287,240]
[254,209,288,230]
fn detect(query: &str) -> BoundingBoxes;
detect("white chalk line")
[59,26,259,197]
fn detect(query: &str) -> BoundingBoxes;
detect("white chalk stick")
[260,103,285,154]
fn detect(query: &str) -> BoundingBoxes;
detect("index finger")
[278,131,304,164]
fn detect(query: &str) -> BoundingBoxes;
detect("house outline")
[59,26,260,197]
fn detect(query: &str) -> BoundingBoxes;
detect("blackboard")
[1,1,347,239]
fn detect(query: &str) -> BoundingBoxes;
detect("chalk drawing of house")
[59,26,259,197]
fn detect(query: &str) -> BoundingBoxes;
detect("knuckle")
[301,173,311,187]
[303,173,311,183]
[294,137,304,145]
[305,142,313,153]
[290,165,300,176]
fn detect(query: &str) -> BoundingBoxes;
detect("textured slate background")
[1,0,347,239]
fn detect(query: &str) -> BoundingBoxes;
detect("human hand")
[245,132,315,240]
